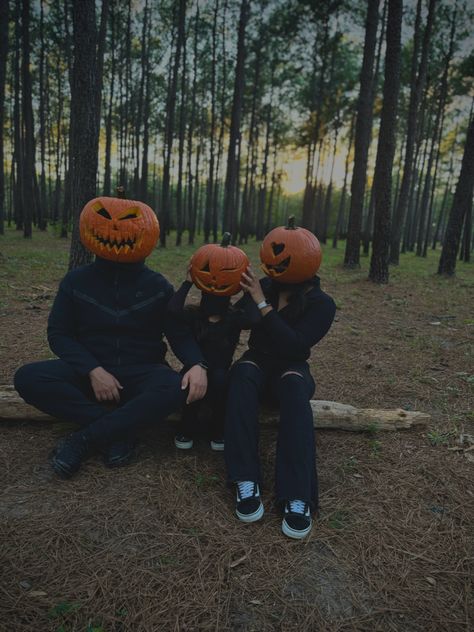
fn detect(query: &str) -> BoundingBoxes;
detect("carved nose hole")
[271,242,285,255]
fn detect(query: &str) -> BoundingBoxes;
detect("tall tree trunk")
[175,18,188,246]
[389,0,436,264]
[140,7,152,203]
[103,2,116,196]
[0,0,8,235]
[38,0,47,229]
[333,114,355,248]
[161,0,186,246]
[204,0,219,242]
[344,0,380,268]
[223,0,250,237]
[187,6,199,245]
[438,114,474,275]
[68,0,102,269]
[369,0,402,283]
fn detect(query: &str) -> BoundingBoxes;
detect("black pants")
[224,354,318,510]
[14,360,185,447]
[178,367,228,439]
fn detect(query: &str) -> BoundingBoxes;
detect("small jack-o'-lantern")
[79,187,159,263]
[260,216,322,284]
[190,233,249,296]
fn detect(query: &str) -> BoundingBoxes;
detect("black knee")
[14,363,42,401]
[279,372,310,398]
[231,360,262,384]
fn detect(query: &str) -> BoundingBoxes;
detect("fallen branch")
[0,385,429,432]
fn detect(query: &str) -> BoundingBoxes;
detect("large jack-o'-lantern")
[80,187,159,263]
[190,233,249,296]
[260,216,322,284]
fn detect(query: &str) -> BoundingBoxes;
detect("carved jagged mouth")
[264,256,291,275]
[86,228,139,253]
[195,278,232,292]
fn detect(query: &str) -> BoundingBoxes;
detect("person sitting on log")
[14,190,208,478]
[224,217,336,539]
[167,234,258,452]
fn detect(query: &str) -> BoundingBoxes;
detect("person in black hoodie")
[14,194,207,478]
[224,219,336,539]
[168,243,257,451]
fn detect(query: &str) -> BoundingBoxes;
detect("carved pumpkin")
[260,216,322,283]
[190,233,249,296]
[79,188,159,263]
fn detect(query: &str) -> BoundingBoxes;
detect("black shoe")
[102,439,135,468]
[282,500,312,539]
[235,481,264,523]
[174,434,194,449]
[51,433,90,479]
[210,438,225,452]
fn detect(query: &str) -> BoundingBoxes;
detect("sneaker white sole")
[236,502,264,523]
[210,441,225,451]
[174,438,193,450]
[282,518,312,539]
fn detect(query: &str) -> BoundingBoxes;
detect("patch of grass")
[368,439,382,457]
[328,510,351,530]
[195,473,220,488]
[427,429,457,446]
[48,602,81,619]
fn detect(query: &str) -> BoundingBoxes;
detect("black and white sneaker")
[282,500,312,539]
[51,433,90,479]
[174,434,193,449]
[210,438,225,452]
[235,481,264,523]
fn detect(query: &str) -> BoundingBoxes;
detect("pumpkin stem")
[287,215,296,230]
[116,186,126,199]
[221,232,232,247]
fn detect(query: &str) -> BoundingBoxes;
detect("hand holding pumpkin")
[186,259,193,283]
[240,267,266,305]
[89,366,123,403]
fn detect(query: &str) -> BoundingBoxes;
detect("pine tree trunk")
[103,3,116,197]
[389,0,436,264]
[161,0,186,246]
[0,0,8,235]
[68,0,102,269]
[369,0,402,283]
[344,0,380,268]
[438,114,474,275]
[223,0,250,237]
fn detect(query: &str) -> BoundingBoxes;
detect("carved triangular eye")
[271,242,285,255]
[201,261,210,272]
[119,207,141,220]
[96,207,112,219]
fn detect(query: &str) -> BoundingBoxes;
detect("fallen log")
[0,385,429,432]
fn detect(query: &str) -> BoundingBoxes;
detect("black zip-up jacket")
[47,257,204,375]
[236,276,336,363]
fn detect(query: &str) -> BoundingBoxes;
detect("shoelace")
[288,500,307,515]
[237,481,256,500]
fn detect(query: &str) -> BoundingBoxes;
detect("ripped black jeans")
[224,352,318,511]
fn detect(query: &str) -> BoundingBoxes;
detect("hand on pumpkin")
[181,365,208,404]
[186,259,193,283]
[89,366,123,403]
[241,267,266,305]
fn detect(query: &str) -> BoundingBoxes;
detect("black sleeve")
[260,294,336,360]
[163,284,204,368]
[47,278,101,376]
[231,291,262,330]
[167,280,193,314]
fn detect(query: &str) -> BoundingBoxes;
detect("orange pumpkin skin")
[260,216,322,284]
[79,194,159,263]
[190,233,249,296]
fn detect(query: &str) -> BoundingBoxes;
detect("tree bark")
[438,113,474,275]
[369,0,403,283]
[68,0,102,269]
[344,0,380,268]
[223,0,250,237]
[0,0,8,235]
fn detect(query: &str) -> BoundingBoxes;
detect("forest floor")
[0,228,473,632]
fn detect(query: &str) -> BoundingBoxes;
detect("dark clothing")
[47,258,203,376]
[225,276,336,511]
[179,367,228,438]
[167,281,256,370]
[14,360,184,446]
[167,282,257,438]
[15,257,203,448]
[236,276,336,362]
[224,358,318,507]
